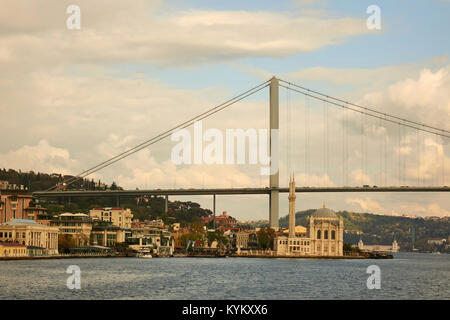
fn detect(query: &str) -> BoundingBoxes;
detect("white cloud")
[0,1,369,69]
[361,66,450,131]
[346,197,385,213]
[350,169,372,185]
[0,140,77,174]
[396,203,450,218]
[115,149,259,189]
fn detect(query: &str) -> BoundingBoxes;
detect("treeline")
[0,168,118,191]
[41,195,212,227]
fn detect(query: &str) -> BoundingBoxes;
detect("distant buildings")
[0,219,59,255]
[357,238,399,253]
[235,230,257,249]
[48,212,129,248]
[0,190,47,223]
[201,211,237,227]
[89,207,133,229]
[427,238,447,246]
[0,180,27,191]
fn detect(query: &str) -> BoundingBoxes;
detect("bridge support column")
[213,194,216,230]
[269,191,279,229]
[269,76,279,229]
[116,196,120,207]
[164,195,168,214]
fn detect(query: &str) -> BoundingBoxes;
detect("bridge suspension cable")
[279,79,450,136]
[278,84,450,139]
[280,80,449,187]
[47,79,270,191]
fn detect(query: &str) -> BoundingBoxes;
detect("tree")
[58,234,77,253]
[206,230,228,247]
[257,227,276,249]
[179,232,204,248]
[343,243,360,252]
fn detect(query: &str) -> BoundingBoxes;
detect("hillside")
[0,168,115,191]
[279,210,450,252]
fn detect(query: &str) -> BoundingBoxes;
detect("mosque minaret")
[288,173,296,238]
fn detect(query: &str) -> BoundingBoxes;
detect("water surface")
[0,253,448,299]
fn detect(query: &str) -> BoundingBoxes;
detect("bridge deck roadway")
[32,186,449,198]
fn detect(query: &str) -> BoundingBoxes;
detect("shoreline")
[1,254,374,261]
[231,254,368,259]
[0,255,128,261]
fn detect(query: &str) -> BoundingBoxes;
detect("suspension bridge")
[32,77,450,228]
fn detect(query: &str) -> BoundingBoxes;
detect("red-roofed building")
[201,211,237,227]
[0,242,29,257]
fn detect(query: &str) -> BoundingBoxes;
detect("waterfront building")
[274,175,344,257]
[0,242,29,257]
[127,228,174,256]
[235,230,258,249]
[236,231,249,249]
[0,219,59,255]
[357,238,400,253]
[50,213,93,246]
[90,221,127,247]
[427,238,447,246]
[89,207,133,229]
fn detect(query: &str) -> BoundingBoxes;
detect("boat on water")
[136,250,153,258]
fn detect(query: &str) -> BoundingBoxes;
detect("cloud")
[0,140,77,174]
[360,66,450,131]
[350,169,372,185]
[346,197,385,213]
[0,1,369,69]
[237,55,449,93]
[395,203,450,218]
[115,148,259,189]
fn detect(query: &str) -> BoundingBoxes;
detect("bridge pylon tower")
[269,76,279,229]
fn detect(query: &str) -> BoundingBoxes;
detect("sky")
[0,0,449,219]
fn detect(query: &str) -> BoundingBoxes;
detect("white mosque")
[274,174,344,257]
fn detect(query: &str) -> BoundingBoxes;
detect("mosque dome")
[312,205,338,218]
